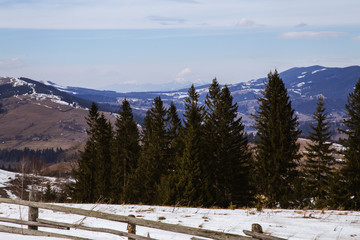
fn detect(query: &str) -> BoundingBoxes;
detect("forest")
[71,70,360,210]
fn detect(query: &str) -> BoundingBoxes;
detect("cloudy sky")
[0,0,359,91]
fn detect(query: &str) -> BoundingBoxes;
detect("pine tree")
[156,102,182,205]
[219,86,252,206]
[253,70,301,208]
[304,97,334,208]
[176,85,209,206]
[340,78,360,209]
[204,79,252,207]
[93,113,113,201]
[125,96,168,204]
[111,98,140,203]
[72,102,113,203]
[72,102,99,202]
[166,102,183,171]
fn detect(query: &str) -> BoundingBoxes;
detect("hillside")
[0,77,115,150]
[1,65,359,150]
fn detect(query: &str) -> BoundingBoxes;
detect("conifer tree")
[125,96,168,204]
[72,102,99,202]
[304,97,334,208]
[253,70,301,208]
[166,101,183,171]
[156,102,182,205]
[176,85,209,206]
[112,98,140,203]
[92,113,113,201]
[340,78,360,209]
[204,79,252,207]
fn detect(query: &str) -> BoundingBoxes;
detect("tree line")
[71,71,360,210]
[0,147,64,171]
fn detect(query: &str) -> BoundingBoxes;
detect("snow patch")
[296,82,305,87]
[10,78,35,87]
[312,68,327,74]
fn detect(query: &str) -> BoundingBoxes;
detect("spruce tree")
[93,113,113,201]
[112,98,140,203]
[72,102,99,202]
[203,79,221,205]
[340,78,360,209]
[219,86,252,206]
[176,85,209,206]
[253,70,301,208]
[125,96,168,204]
[204,79,252,207]
[166,102,183,172]
[156,102,182,205]
[304,97,334,208]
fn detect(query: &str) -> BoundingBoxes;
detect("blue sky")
[0,0,359,91]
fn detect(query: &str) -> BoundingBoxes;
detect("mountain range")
[51,65,360,134]
[0,65,359,150]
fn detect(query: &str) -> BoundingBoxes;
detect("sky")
[0,0,359,91]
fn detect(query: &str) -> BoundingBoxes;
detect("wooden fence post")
[252,223,263,233]
[28,190,39,230]
[127,214,136,240]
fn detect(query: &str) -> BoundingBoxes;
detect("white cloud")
[352,36,360,42]
[281,31,342,39]
[236,18,254,27]
[176,68,193,83]
[0,58,25,70]
[178,68,192,76]
[1,0,360,29]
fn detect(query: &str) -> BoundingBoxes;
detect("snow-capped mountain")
[56,65,360,132]
[1,65,359,147]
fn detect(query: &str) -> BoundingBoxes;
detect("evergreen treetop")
[341,78,360,209]
[253,70,301,208]
[304,97,334,208]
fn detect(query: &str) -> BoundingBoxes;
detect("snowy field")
[0,170,359,239]
[0,203,359,239]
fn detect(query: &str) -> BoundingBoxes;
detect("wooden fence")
[0,197,286,240]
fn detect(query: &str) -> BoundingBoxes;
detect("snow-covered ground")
[0,170,359,239]
[0,203,359,240]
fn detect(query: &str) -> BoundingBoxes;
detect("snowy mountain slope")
[52,65,360,135]
[0,77,119,150]
[0,77,92,109]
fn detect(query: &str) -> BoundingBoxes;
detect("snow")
[0,170,359,240]
[0,169,17,188]
[0,203,359,240]
[297,75,305,79]
[296,82,305,87]
[312,68,327,74]
[10,78,35,87]
[8,77,80,108]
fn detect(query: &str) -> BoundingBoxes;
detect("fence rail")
[0,197,286,240]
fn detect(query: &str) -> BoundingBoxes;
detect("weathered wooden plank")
[38,218,156,240]
[243,230,287,240]
[0,198,252,240]
[0,216,69,230]
[28,190,39,230]
[0,224,91,240]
